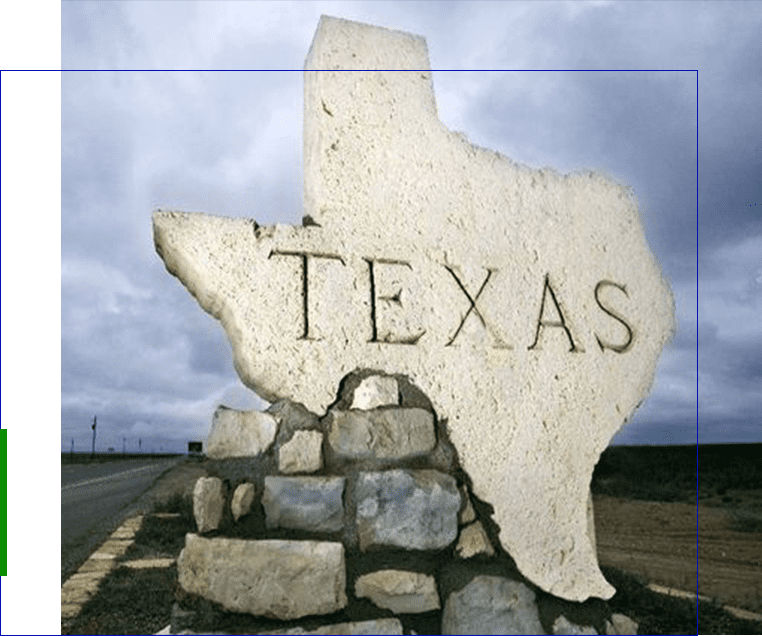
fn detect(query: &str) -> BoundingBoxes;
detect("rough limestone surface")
[231,482,256,521]
[206,406,277,459]
[263,476,345,532]
[441,575,544,635]
[328,408,435,459]
[355,569,440,613]
[261,618,403,635]
[553,615,599,635]
[351,375,400,409]
[193,477,225,533]
[177,535,347,619]
[279,430,324,473]
[355,469,460,550]
[605,613,639,635]
[456,521,495,558]
[153,15,675,601]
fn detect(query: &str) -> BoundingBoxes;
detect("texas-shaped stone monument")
[153,16,674,602]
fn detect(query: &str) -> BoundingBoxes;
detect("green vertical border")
[0,0,61,634]
[1,428,6,575]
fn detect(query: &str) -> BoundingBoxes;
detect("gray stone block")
[458,486,477,524]
[261,618,403,635]
[268,399,321,434]
[263,476,345,532]
[442,575,544,635]
[328,408,435,459]
[355,469,460,550]
[554,615,598,634]
[605,613,639,635]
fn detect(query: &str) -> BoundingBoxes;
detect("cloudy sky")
[55,1,761,452]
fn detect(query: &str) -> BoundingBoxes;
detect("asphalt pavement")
[61,457,184,583]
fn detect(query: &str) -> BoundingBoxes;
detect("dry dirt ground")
[594,493,762,614]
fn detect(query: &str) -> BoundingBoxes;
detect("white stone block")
[279,430,323,473]
[351,375,399,409]
[207,406,277,459]
[355,569,440,613]
[455,521,495,558]
[192,476,225,533]
[177,535,347,620]
[231,482,256,522]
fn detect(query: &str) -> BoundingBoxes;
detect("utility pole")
[139,438,142,453]
[91,415,97,459]
[123,437,126,455]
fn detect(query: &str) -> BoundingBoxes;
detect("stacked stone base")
[172,371,637,635]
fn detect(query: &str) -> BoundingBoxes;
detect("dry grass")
[603,566,762,635]
[61,494,194,636]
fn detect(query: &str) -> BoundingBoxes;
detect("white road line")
[647,583,762,622]
[61,463,166,491]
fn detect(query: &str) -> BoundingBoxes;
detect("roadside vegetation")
[592,443,762,535]
[592,445,698,503]
[592,444,762,502]
[604,566,762,635]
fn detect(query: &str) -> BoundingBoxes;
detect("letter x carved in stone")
[445,266,511,349]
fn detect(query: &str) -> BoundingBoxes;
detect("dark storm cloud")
[187,323,235,377]
[699,322,762,402]
[699,154,762,257]
[59,1,762,449]
[694,6,762,254]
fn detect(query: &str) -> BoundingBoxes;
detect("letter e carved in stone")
[365,258,426,345]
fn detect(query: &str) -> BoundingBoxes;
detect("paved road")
[61,457,185,583]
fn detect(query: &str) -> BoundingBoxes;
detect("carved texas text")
[269,250,634,353]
